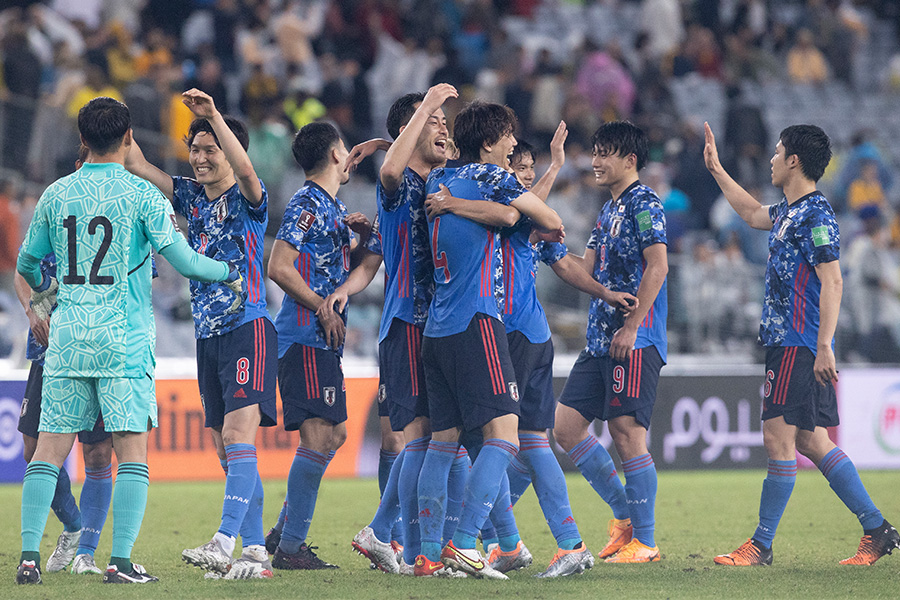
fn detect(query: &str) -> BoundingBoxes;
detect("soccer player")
[14,145,115,577]
[15,263,114,576]
[322,85,460,575]
[417,100,562,579]
[704,122,899,566]
[125,89,276,580]
[267,121,370,570]
[553,121,668,564]
[16,96,240,585]
[428,129,640,576]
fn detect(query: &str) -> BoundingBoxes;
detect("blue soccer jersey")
[274,181,353,356]
[364,167,434,342]
[499,221,566,344]
[761,191,840,350]
[586,181,668,361]
[172,177,271,339]
[423,163,524,338]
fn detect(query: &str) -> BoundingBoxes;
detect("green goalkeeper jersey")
[18,162,186,378]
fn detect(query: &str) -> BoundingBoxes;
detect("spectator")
[2,18,41,172]
[787,28,829,84]
[847,159,887,214]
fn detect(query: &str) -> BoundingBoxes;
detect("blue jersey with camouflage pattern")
[424,163,523,338]
[172,177,271,339]
[761,191,840,350]
[274,181,352,356]
[364,167,434,342]
[586,181,668,361]
[500,219,566,343]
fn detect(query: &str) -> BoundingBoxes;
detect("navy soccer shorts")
[558,345,663,429]
[507,331,555,431]
[423,313,520,433]
[762,346,839,431]
[19,362,110,444]
[279,343,347,429]
[379,318,429,431]
[197,317,278,429]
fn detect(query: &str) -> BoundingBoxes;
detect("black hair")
[590,121,649,171]
[186,115,250,151]
[77,97,131,155]
[453,101,517,164]
[386,92,426,140]
[779,124,831,182]
[292,121,341,173]
[509,139,535,167]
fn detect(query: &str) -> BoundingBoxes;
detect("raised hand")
[345,138,391,172]
[549,120,568,167]
[703,121,723,175]
[182,88,219,119]
[421,83,458,112]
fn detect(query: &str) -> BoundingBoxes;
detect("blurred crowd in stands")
[2,0,900,363]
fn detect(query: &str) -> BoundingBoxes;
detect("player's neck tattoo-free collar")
[785,190,821,206]
[615,179,641,203]
[305,179,338,205]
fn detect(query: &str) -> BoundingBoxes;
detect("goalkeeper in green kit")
[15,97,242,585]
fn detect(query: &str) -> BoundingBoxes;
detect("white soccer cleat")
[224,545,274,579]
[440,541,508,580]
[351,526,400,574]
[71,553,102,575]
[182,538,232,574]
[46,530,81,572]
[536,544,595,578]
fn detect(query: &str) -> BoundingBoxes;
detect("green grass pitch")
[1,470,898,599]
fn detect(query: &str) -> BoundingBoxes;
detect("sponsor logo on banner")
[874,383,900,455]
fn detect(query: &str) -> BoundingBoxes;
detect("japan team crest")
[215,197,228,223]
[20,397,28,417]
[508,382,519,402]
[610,216,624,238]
[324,387,336,406]
[378,383,386,404]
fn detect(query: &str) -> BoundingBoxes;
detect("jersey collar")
[785,190,820,206]
[305,180,337,204]
[615,179,641,203]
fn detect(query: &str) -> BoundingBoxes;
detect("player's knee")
[82,439,113,469]
[381,431,404,454]
[331,426,348,452]
[552,424,579,452]
[22,435,37,463]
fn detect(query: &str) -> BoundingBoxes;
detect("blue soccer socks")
[452,439,519,550]
[443,446,470,544]
[279,447,329,554]
[489,471,521,551]
[239,472,266,547]
[51,465,81,533]
[370,449,404,542]
[506,451,532,504]
[567,436,629,519]
[21,461,60,560]
[77,464,112,556]
[520,434,581,549]
[753,459,796,548]
[622,453,657,548]
[819,447,882,530]
[417,440,457,561]
[219,444,259,544]
[399,436,430,564]
[379,449,399,496]
[110,462,150,572]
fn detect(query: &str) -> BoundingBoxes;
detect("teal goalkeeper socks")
[111,462,149,568]
[21,461,60,560]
